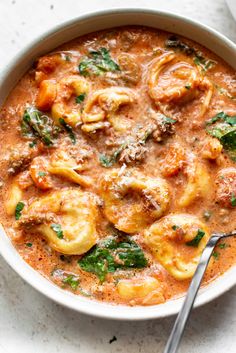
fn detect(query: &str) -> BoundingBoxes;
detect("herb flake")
[50,223,64,239]
[231,193,236,207]
[38,171,46,177]
[63,275,79,290]
[75,93,86,104]
[59,118,76,144]
[186,229,205,247]
[15,201,25,220]
[212,251,219,260]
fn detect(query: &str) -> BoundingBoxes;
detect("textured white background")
[0,0,236,352]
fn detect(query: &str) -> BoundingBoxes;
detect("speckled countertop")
[0,0,236,352]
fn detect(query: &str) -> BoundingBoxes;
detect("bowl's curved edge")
[0,8,236,320]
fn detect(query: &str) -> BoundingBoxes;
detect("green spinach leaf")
[50,223,64,239]
[78,236,148,282]
[63,275,80,290]
[78,48,120,76]
[21,107,59,146]
[75,93,86,104]
[59,118,76,144]
[206,112,236,161]
[165,35,215,71]
[186,229,205,247]
[15,201,25,220]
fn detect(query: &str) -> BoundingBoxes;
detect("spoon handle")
[164,234,221,353]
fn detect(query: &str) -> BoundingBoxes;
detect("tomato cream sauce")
[0,26,236,306]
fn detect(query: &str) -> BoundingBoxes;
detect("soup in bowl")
[0,9,236,319]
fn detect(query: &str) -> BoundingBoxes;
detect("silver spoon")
[164,230,236,353]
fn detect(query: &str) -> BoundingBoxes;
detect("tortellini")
[148,52,213,117]
[144,214,210,279]
[215,167,236,208]
[160,145,211,207]
[99,169,170,233]
[51,75,90,127]
[201,137,223,160]
[19,189,98,255]
[5,182,23,216]
[81,87,136,132]
[178,162,210,207]
[48,150,92,187]
[117,276,165,305]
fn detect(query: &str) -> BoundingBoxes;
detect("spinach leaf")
[75,93,86,104]
[99,145,125,168]
[26,242,33,247]
[206,112,236,161]
[50,223,64,239]
[218,243,229,249]
[63,275,80,290]
[78,48,120,76]
[206,111,236,126]
[78,236,148,282]
[59,118,76,144]
[15,201,25,220]
[186,229,205,247]
[161,115,177,125]
[21,107,59,146]
[231,193,236,207]
[165,35,215,71]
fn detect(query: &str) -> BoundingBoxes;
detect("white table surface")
[0,0,236,352]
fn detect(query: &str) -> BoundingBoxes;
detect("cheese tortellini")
[48,150,92,187]
[51,75,90,127]
[144,214,210,279]
[19,189,98,255]
[178,162,210,207]
[81,87,136,132]
[117,276,165,305]
[5,182,23,216]
[100,169,170,233]
[148,52,213,117]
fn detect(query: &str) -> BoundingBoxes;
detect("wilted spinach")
[78,236,148,282]
[21,106,59,146]
[78,48,120,76]
[206,112,236,161]
[165,35,215,71]
[186,229,205,247]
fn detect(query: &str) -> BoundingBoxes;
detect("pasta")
[18,189,98,255]
[99,169,170,233]
[117,277,165,305]
[81,87,136,132]
[144,214,210,279]
[50,75,90,126]
[148,52,213,118]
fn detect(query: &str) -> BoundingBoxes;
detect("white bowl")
[0,8,236,321]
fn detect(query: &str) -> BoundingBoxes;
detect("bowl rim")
[0,7,236,321]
